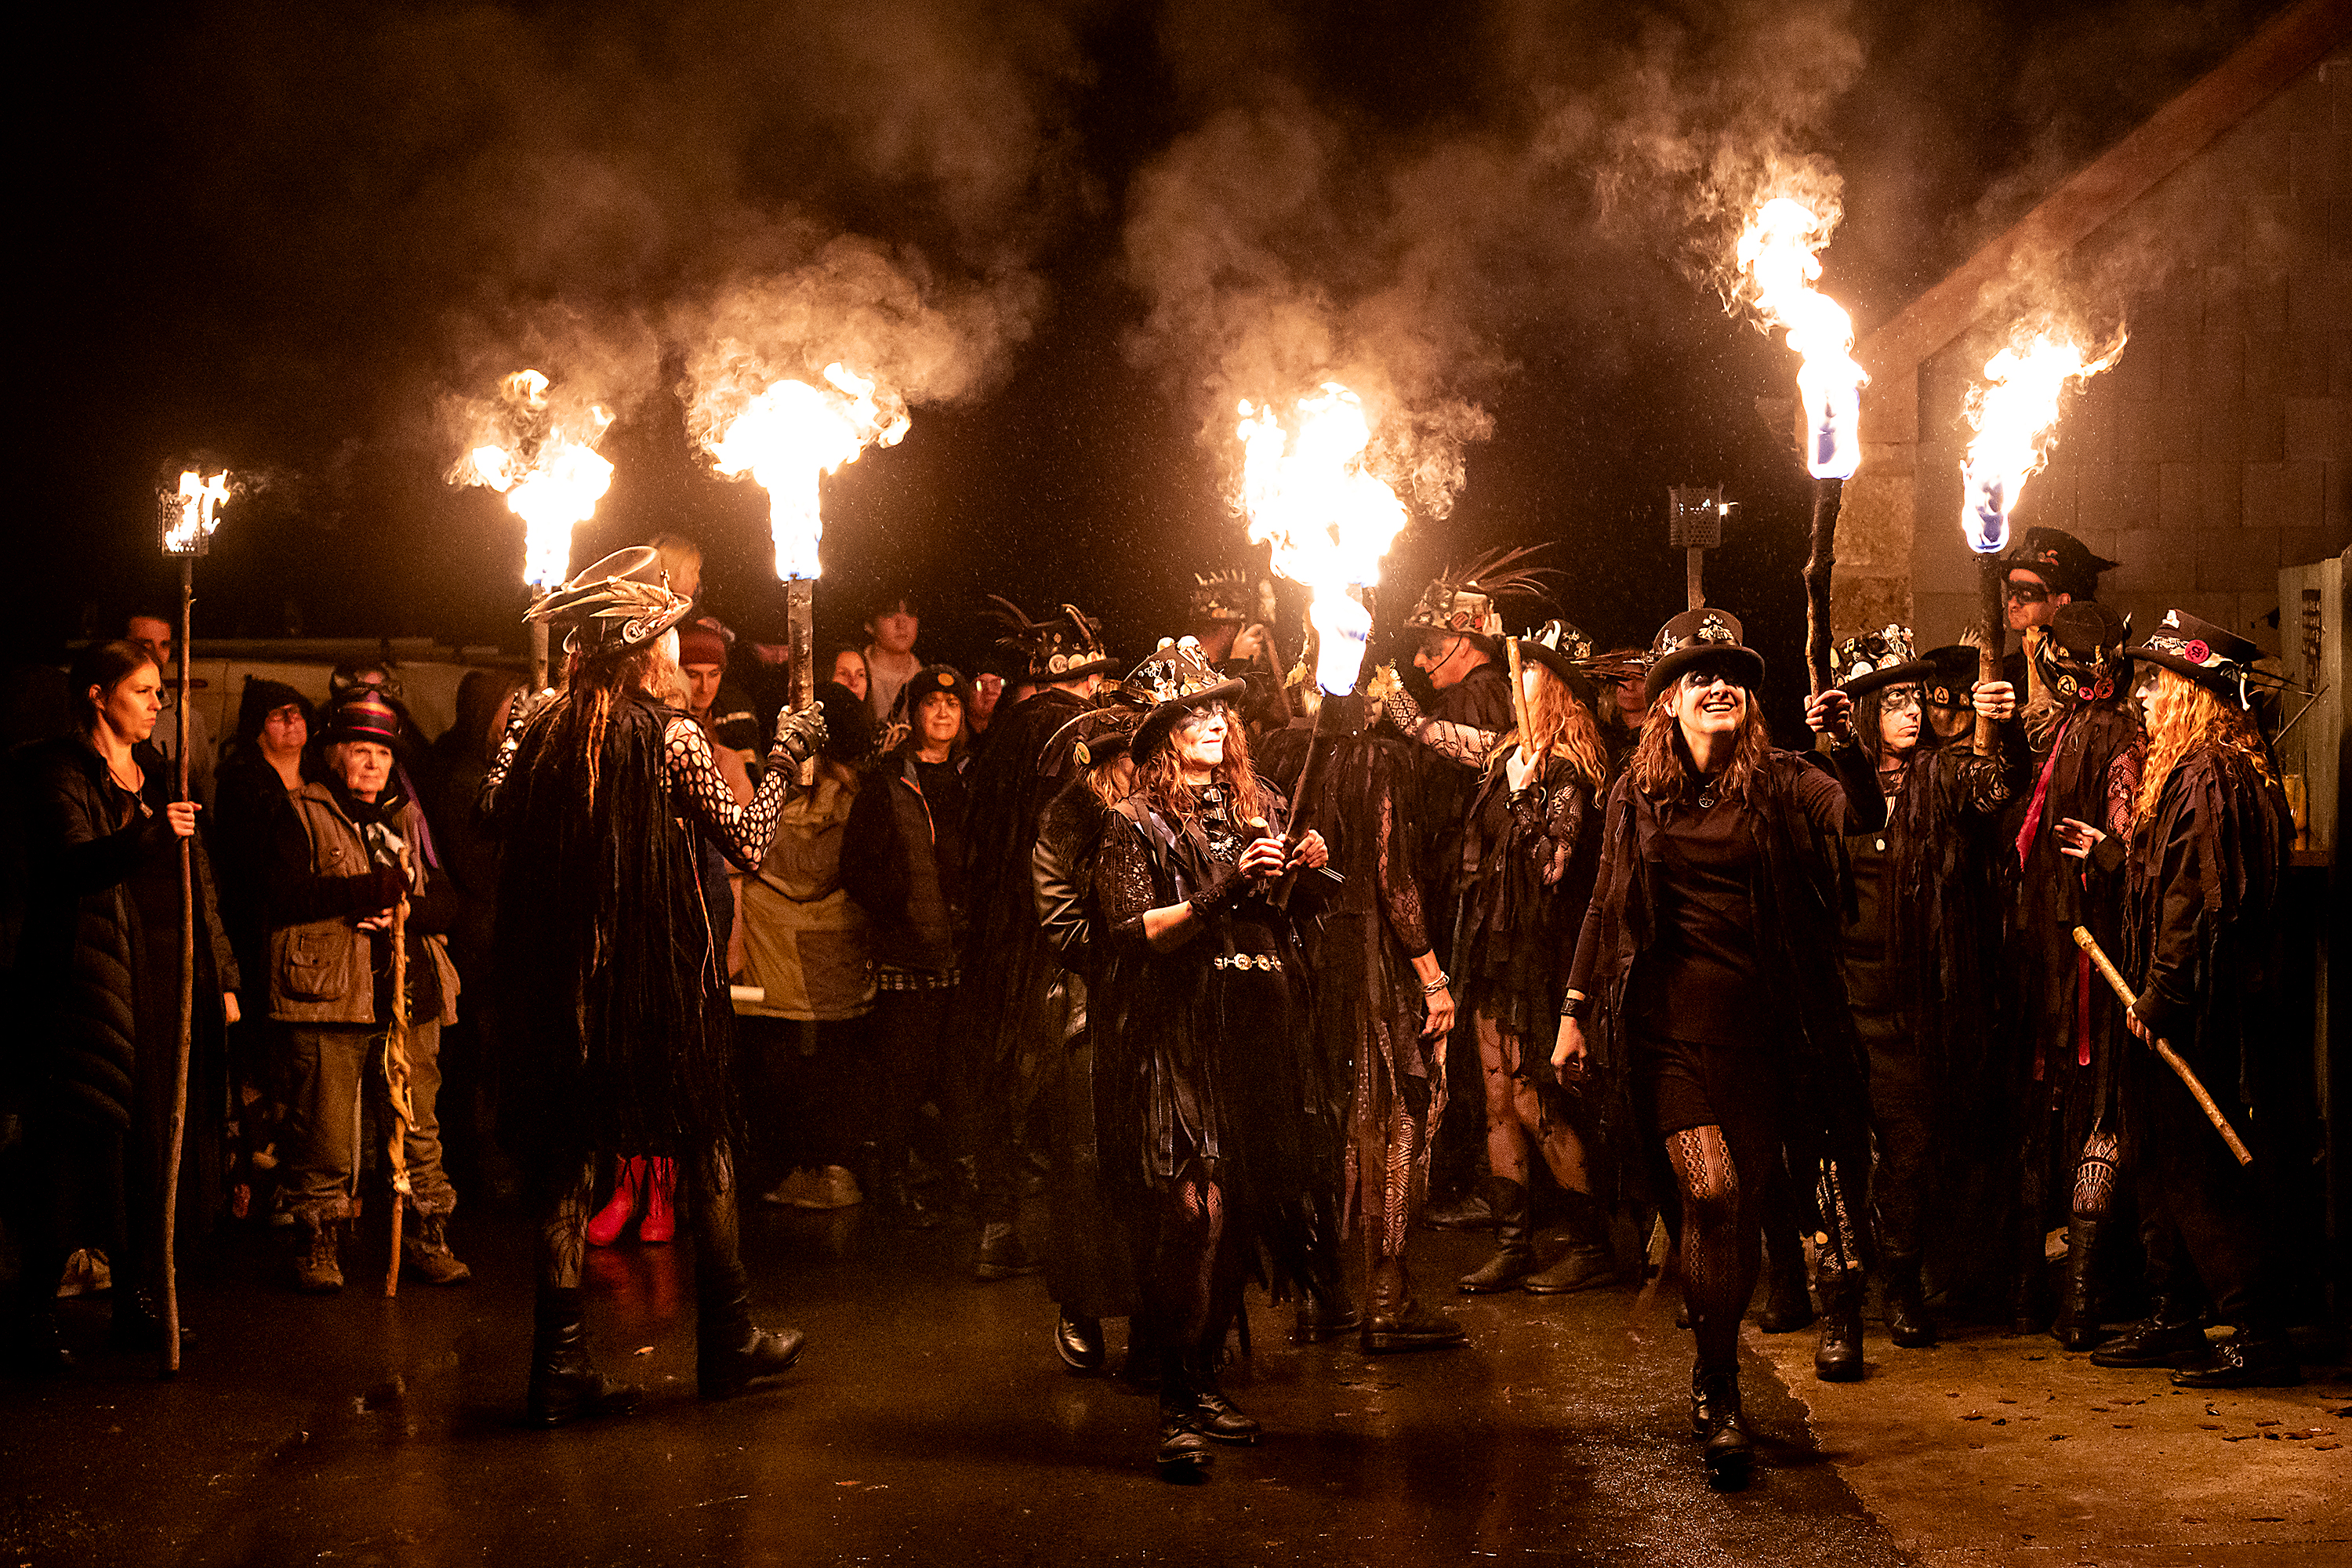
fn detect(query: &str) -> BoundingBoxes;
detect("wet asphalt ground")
[1,1202,1904,1567]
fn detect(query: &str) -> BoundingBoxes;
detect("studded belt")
[1213,953,1282,973]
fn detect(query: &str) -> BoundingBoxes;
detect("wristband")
[1422,971,1450,995]
[1559,992,1588,1021]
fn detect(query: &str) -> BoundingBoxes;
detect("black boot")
[1757,1229,1814,1333]
[1882,1253,1937,1350]
[526,1288,641,1427]
[1363,1258,1468,1353]
[1292,1285,1361,1345]
[2052,1218,2107,1352]
[1055,1312,1105,1373]
[1424,1185,1497,1231]
[1155,1348,1211,1475]
[1184,1344,1261,1444]
[2169,1327,2300,1389]
[1814,1266,1864,1382]
[1697,1367,1755,1491]
[1688,1359,1711,1439]
[696,1287,807,1398]
[2089,1294,2209,1368]
[1457,1179,1536,1293]
[1522,1192,1620,1295]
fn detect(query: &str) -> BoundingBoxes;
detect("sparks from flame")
[1236,383,1404,695]
[163,470,232,554]
[1736,197,1867,480]
[703,364,909,582]
[448,369,615,590]
[1958,324,2129,554]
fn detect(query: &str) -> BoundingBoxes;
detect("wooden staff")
[787,574,817,786]
[383,895,416,1295]
[1802,477,1843,700]
[162,555,194,1377]
[2071,926,2252,1167]
[1504,635,1531,743]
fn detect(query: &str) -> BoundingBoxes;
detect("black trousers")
[2125,1046,2276,1330]
[1856,1004,1936,1264]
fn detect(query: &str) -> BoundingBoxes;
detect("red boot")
[638,1158,677,1244]
[586,1158,644,1248]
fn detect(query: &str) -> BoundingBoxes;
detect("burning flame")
[1736,197,1867,480]
[163,470,231,554]
[448,369,615,590]
[1236,383,1405,696]
[703,364,909,581]
[1958,324,2128,554]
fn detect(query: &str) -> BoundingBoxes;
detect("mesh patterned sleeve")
[1371,776,1430,958]
[664,715,789,871]
[1098,817,1160,946]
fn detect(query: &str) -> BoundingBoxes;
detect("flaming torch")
[1958,322,2129,752]
[1735,196,1867,700]
[446,369,615,691]
[1235,383,1408,902]
[157,466,230,1377]
[699,365,908,773]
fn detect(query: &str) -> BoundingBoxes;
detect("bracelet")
[1422,972,1450,995]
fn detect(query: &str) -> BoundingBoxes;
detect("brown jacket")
[267,782,459,1027]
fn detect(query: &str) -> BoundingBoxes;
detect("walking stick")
[2070,927,2252,1167]
[163,553,194,1377]
[383,895,416,1295]
[1803,477,1843,702]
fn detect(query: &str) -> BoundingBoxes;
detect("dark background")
[24,0,2296,733]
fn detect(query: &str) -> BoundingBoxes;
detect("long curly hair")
[1488,662,1610,794]
[1134,706,1276,833]
[2135,667,2272,828]
[1627,686,1775,807]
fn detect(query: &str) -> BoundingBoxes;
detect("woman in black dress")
[1554,609,1882,1490]
[1091,637,1330,1476]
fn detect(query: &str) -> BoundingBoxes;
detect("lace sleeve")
[1372,775,1430,957]
[2103,742,2143,841]
[664,715,789,871]
[1538,775,1587,887]
[1378,684,1501,769]
[477,692,532,823]
[1098,815,1157,947]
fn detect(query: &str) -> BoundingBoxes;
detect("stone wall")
[1906,46,2350,652]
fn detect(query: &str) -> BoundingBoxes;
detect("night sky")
[27,0,2295,733]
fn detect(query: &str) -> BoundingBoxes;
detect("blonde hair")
[1628,688,1774,807]
[2135,666,2273,828]
[1490,663,1609,795]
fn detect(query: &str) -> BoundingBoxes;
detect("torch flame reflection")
[704,363,909,582]
[1736,197,1867,480]
[164,470,232,554]
[1236,383,1404,696]
[1958,325,2128,555]
[448,369,615,590]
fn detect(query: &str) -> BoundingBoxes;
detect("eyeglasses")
[2005,579,2050,605]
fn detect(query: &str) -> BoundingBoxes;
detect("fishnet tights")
[532,1144,750,1305]
[1146,1174,1226,1348]
[1667,1125,1758,1377]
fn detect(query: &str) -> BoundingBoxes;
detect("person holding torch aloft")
[2053,611,2296,1388]
[1552,608,1884,1493]
[481,547,827,1427]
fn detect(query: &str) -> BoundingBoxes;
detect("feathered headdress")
[1404,546,1560,650]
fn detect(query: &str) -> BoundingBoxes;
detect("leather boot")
[1424,1186,1497,1231]
[974,1220,1040,1282]
[1292,1284,1361,1344]
[1882,1252,1937,1349]
[292,1212,344,1294]
[1697,1367,1754,1491]
[2052,1218,2107,1351]
[401,1211,473,1286]
[526,1288,641,1427]
[2169,1327,2300,1389]
[2089,1295,2209,1368]
[585,1157,642,1247]
[1757,1229,1814,1332]
[1184,1345,1261,1444]
[1457,1179,1536,1293]
[1813,1266,1864,1382]
[637,1157,676,1244]
[696,1287,806,1399]
[1155,1348,1211,1475]
[1055,1312,1105,1373]
[1364,1257,1468,1353]
[1523,1192,1620,1294]
[1688,1359,1711,1439]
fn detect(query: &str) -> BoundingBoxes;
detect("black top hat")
[1831,625,1932,699]
[1917,644,1981,712]
[2034,601,2132,703]
[529,546,694,654]
[1405,546,1557,655]
[989,597,1117,682]
[2003,527,2118,601]
[2128,608,2271,708]
[1041,694,1149,775]
[1512,619,1601,711]
[1129,637,1250,764]
[1643,608,1765,706]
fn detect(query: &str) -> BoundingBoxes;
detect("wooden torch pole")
[162,554,194,1377]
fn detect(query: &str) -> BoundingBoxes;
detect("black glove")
[1187,863,1251,920]
[771,704,828,768]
